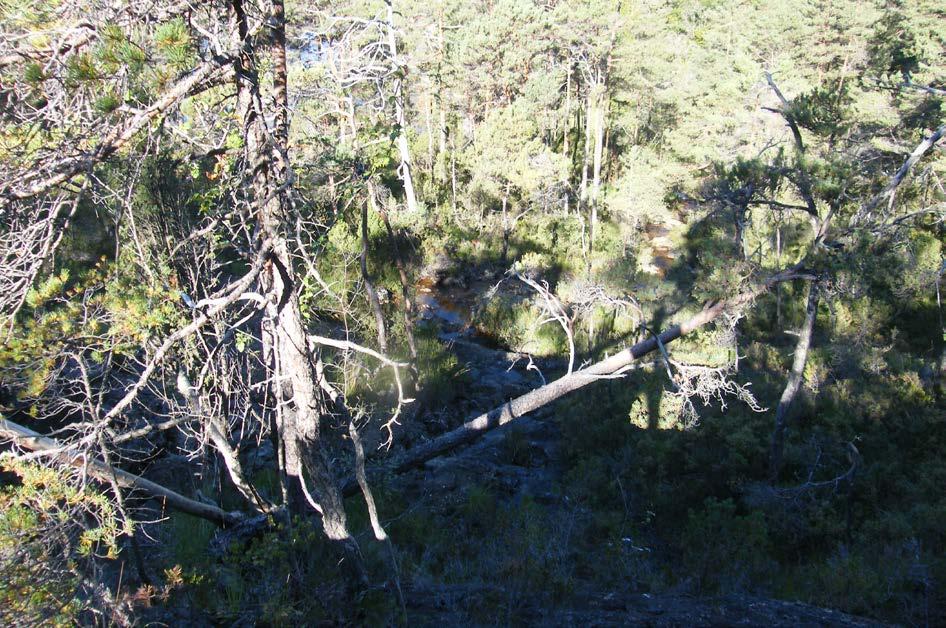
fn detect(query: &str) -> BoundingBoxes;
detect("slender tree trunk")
[500,188,510,264]
[591,84,605,200]
[438,101,447,156]
[436,11,447,159]
[385,0,419,213]
[562,62,571,158]
[347,95,357,139]
[579,92,592,204]
[450,137,457,214]
[735,202,749,261]
[208,414,271,513]
[361,196,388,353]
[769,281,819,481]
[775,222,782,326]
[271,0,288,144]
[424,88,434,179]
[937,272,946,380]
[591,83,605,254]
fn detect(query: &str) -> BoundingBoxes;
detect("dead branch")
[859,124,946,218]
[514,272,577,373]
[0,418,242,527]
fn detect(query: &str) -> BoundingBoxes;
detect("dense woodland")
[0,0,944,625]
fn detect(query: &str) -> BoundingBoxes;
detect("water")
[415,276,473,328]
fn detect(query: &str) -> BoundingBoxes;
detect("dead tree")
[0,0,380,584]
[229,0,366,579]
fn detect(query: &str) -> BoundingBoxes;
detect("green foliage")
[867,6,923,80]
[1,252,181,401]
[415,326,468,407]
[788,83,854,137]
[154,18,196,70]
[23,61,44,84]
[64,52,99,85]
[0,457,120,626]
[97,23,147,73]
[681,498,772,592]
[465,99,567,210]
[94,92,121,114]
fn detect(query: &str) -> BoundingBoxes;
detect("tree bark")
[862,123,945,214]
[230,0,365,579]
[207,413,272,514]
[562,61,571,158]
[769,281,819,481]
[424,88,434,178]
[579,92,592,205]
[385,0,419,214]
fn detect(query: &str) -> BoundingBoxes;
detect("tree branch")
[0,418,242,527]
[2,59,234,202]
[861,124,946,215]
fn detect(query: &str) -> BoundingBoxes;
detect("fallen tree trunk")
[347,268,812,493]
[0,418,242,527]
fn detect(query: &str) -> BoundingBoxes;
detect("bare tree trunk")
[271,0,288,144]
[424,88,434,179]
[579,92,592,204]
[500,188,510,264]
[590,82,605,253]
[347,95,357,139]
[769,281,819,481]
[438,102,447,156]
[437,11,447,157]
[361,192,388,353]
[207,414,272,514]
[231,0,365,582]
[775,222,782,326]
[562,62,571,159]
[735,201,749,261]
[450,137,457,213]
[385,0,419,213]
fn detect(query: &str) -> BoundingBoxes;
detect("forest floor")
[382,273,895,627]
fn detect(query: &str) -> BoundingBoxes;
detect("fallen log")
[350,267,811,492]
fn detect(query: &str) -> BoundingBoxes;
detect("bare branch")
[0,418,242,527]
